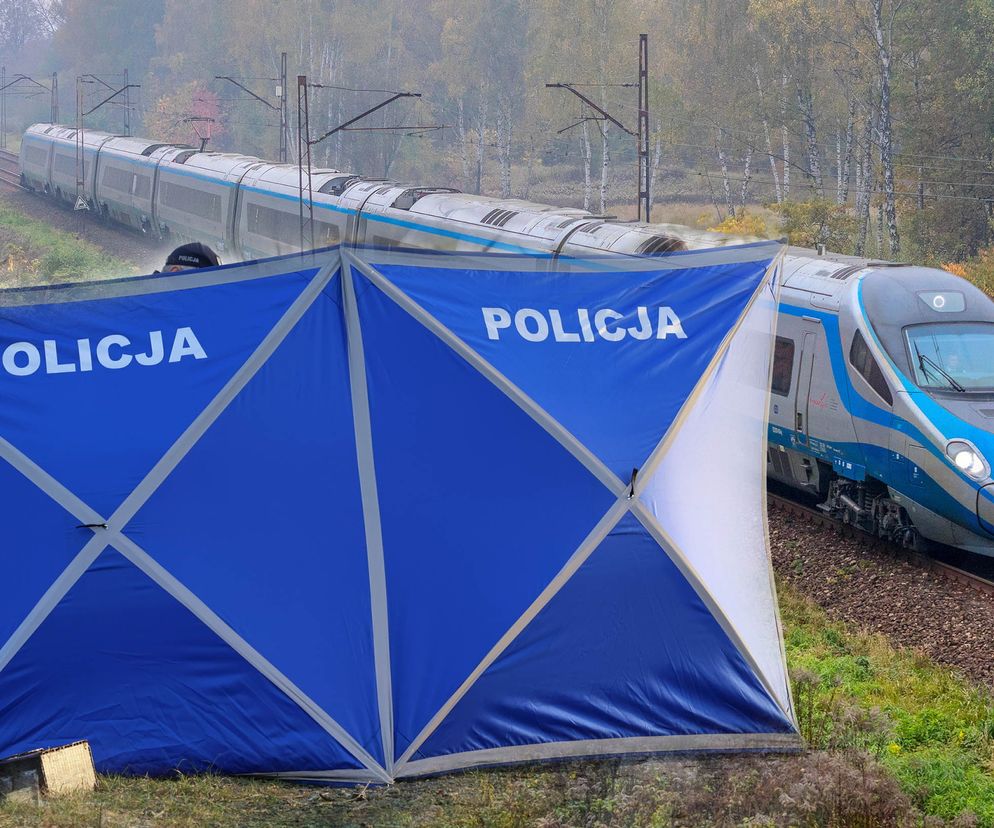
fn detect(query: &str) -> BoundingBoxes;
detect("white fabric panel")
[637,276,791,715]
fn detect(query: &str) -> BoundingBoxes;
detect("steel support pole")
[1,66,6,151]
[297,75,314,250]
[124,68,131,136]
[638,33,650,223]
[51,72,58,123]
[280,52,288,163]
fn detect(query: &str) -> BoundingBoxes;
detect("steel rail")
[768,492,994,597]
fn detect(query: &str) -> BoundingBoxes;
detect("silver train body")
[19,123,994,554]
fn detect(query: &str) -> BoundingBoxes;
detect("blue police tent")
[0,243,798,782]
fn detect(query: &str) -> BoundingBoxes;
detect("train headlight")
[946,440,990,481]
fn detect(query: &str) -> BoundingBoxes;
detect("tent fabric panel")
[367,255,772,479]
[128,281,383,763]
[637,271,792,713]
[411,512,795,764]
[0,459,92,651]
[0,268,318,516]
[352,270,617,760]
[0,547,366,776]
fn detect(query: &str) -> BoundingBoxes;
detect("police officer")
[155,242,220,274]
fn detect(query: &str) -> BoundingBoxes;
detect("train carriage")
[48,128,113,207]
[93,136,180,233]
[18,124,66,192]
[153,152,263,254]
[769,251,994,554]
[237,165,351,259]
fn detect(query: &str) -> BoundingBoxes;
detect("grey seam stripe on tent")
[0,436,104,526]
[110,533,391,782]
[632,254,785,496]
[394,498,630,769]
[109,262,339,531]
[398,731,802,778]
[628,499,790,719]
[0,534,108,676]
[250,769,387,782]
[347,256,626,498]
[342,252,396,775]
[0,249,335,308]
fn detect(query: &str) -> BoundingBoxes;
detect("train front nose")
[980,484,994,536]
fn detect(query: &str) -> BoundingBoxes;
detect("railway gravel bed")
[0,187,168,273]
[769,507,994,688]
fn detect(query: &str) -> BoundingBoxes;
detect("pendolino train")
[18,122,994,555]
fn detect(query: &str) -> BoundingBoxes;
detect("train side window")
[849,330,893,405]
[771,336,794,396]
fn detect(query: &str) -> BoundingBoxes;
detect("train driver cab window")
[771,336,794,396]
[849,330,893,405]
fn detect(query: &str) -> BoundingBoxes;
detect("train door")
[793,330,817,447]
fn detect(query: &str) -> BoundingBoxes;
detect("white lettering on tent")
[548,309,581,343]
[482,307,511,340]
[515,309,549,342]
[136,331,164,366]
[594,309,625,341]
[169,327,207,363]
[2,342,41,376]
[97,334,133,369]
[77,338,93,372]
[44,340,76,374]
[0,327,208,377]
[657,307,687,339]
[485,307,686,343]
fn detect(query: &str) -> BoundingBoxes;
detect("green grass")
[1,583,991,825]
[0,199,134,287]
[781,586,994,823]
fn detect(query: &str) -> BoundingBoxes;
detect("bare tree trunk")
[581,119,592,211]
[523,133,536,199]
[740,145,753,207]
[457,97,470,187]
[839,97,856,204]
[715,131,735,218]
[780,72,790,200]
[870,0,899,253]
[754,67,782,203]
[497,96,512,198]
[475,83,487,194]
[854,108,876,256]
[876,199,884,256]
[796,81,823,197]
[598,122,610,214]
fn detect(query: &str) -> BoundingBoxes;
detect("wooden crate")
[0,741,96,803]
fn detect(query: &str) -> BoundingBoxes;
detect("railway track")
[0,148,23,189]
[768,490,994,597]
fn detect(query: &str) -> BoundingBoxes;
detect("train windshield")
[905,322,994,392]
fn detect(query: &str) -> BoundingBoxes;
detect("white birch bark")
[716,131,735,218]
[796,81,823,197]
[598,122,609,215]
[740,145,753,207]
[754,67,782,203]
[870,0,899,253]
[780,72,790,200]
